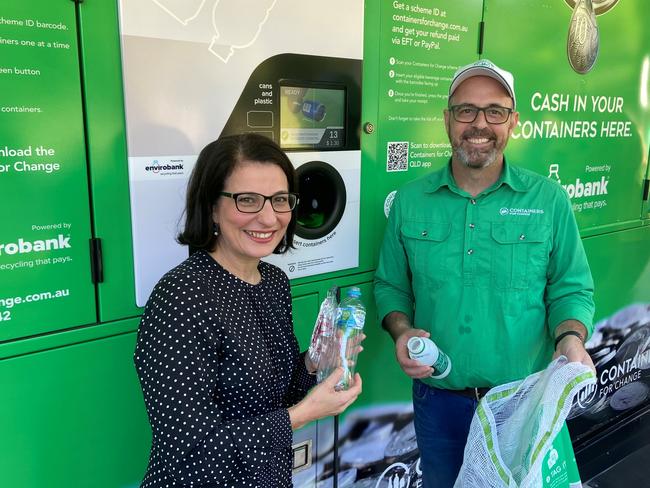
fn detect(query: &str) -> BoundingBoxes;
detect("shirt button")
[421,230,428,237]
[470,199,477,205]
[469,223,475,229]
[519,234,526,240]
[467,249,474,255]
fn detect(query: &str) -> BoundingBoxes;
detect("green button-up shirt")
[374,161,594,390]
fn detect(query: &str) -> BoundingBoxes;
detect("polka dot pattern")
[134,251,315,487]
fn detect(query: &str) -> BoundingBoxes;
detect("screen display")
[279,85,345,150]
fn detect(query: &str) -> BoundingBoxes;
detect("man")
[374,59,595,488]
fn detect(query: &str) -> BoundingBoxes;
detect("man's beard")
[456,145,498,169]
[452,128,501,169]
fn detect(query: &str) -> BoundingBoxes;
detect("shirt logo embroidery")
[499,207,545,216]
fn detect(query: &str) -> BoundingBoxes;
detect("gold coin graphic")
[567,0,600,74]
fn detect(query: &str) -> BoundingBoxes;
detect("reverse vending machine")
[0,1,649,487]
[217,53,362,281]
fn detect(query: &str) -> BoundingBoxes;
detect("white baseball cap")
[449,59,516,109]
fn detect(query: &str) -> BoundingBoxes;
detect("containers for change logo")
[384,191,397,218]
[377,462,411,488]
[575,382,598,408]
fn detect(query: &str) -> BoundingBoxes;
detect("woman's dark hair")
[178,133,297,254]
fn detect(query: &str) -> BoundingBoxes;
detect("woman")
[134,133,362,487]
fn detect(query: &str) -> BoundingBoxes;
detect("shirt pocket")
[490,222,550,290]
[401,221,451,290]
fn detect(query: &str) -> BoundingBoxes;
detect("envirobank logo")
[0,234,71,255]
[144,159,184,173]
[548,163,609,199]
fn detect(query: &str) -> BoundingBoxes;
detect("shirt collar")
[424,157,530,194]
[498,159,530,193]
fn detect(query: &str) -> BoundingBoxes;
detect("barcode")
[387,141,409,172]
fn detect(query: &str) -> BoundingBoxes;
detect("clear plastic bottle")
[313,287,339,384]
[334,287,366,391]
[407,336,452,379]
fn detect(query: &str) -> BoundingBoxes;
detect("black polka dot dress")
[134,251,316,487]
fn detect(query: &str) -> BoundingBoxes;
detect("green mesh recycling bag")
[454,356,596,488]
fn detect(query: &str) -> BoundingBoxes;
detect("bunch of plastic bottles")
[307,286,366,391]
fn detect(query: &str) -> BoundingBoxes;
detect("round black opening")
[295,160,347,240]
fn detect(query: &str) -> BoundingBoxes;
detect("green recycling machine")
[1,0,649,486]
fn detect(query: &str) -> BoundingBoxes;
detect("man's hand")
[553,335,595,374]
[395,328,435,378]
[553,320,595,374]
[382,311,434,378]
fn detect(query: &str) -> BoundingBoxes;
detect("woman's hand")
[288,367,362,430]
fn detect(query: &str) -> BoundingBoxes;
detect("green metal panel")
[641,148,650,219]
[482,0,650,233]
[361,0,484,264]
[0,316,140,361]
[583,225,650,322]
[361,0,382,268]
[292,293,321,351]
[0,0,96,340]
[77,0,141,321]
[0,320,149,488]
[289,290,333,488]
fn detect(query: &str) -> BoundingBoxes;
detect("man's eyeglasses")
[220,192,299,213]
[448,104,513,125]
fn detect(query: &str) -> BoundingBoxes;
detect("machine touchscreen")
[279,85,346,150]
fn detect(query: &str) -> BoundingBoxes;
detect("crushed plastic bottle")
[310,287,339,384]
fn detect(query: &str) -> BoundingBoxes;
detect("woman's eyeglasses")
[220,192,299,213]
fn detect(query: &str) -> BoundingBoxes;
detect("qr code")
[387,141,408,172]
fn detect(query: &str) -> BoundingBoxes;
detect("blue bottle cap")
[347,287,361,298]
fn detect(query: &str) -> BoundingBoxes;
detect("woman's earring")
[213,223,220,236]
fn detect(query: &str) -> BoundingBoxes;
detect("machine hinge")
[643,178,650,201]
[90,238,104,284]
[478,21,485,55]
